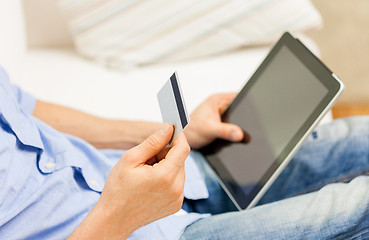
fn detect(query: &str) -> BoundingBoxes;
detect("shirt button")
[45,162,56,169]
[89,179,98,187]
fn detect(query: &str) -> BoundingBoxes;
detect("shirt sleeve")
[0,66,37,115]
[10,83,37,115]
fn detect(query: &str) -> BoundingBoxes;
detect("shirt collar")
[0,77,44,150]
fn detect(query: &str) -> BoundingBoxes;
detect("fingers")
[146,146,171,165]
[214,93,237,114]
[215,122,244,142]
[211,93,247,143]
[156,146,171,162]
[154,133,188,208]
[212,92,237,102]
[124,123,173,166]
[155,132,190,172]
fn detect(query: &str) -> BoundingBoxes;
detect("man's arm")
[33,93,244,150]
[33,100,162,149]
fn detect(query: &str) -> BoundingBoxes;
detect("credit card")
[157,72,190,145]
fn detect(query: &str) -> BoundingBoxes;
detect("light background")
[307,0,369,105]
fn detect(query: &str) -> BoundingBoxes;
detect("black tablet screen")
[203,45,329,208]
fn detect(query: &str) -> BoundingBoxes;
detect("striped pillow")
[58,0,322,69]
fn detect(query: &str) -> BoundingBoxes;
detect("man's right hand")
[68,123,190,239]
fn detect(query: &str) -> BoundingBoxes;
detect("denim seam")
[289,168,369,198]
[350,228,369,239]
[333,227,369,240]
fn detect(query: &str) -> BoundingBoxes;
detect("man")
[1,65,369,239]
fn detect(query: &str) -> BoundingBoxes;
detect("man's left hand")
[185,93,244,149]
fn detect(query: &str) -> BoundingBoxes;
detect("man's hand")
[33,93,243,151]
[185,93,244,149]
[69,123,190,239]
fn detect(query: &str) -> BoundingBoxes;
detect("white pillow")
[0,0,26,80]
[58,0,322,69]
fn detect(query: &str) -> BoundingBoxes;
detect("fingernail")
[231,130,243,141]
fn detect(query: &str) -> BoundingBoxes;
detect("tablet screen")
[202,43,332,209]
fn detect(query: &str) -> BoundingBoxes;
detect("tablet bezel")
[200,32,344,210]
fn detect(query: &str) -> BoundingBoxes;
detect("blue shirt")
[0,67,210,239]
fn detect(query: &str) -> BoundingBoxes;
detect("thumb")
[216,122,244,142]
[126,123,174,166]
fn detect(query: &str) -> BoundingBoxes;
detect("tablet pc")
[200,32,344,210]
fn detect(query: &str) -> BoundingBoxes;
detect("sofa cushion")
[57,0,322,69]
[13,35,331,123]
[22,0,74,48]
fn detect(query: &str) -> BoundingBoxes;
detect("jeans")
[181,116,369,239]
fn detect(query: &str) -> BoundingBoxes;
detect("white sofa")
[0,0,330,123]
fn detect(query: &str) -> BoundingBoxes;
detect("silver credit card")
[157,71,189,145]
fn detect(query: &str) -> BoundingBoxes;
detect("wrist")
[184,124,204,150]
[69,199,136,240]
[91,119,162,149]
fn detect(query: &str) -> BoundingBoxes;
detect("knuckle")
[174,186,184,199]
[129,151,141,161]
[161,175,184,199]
[122,149,133,158]
[145,135,162,149]
[169,185,183,202]
[175,194,184,210]
[121,149,135,161]
[160,173,173,186]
